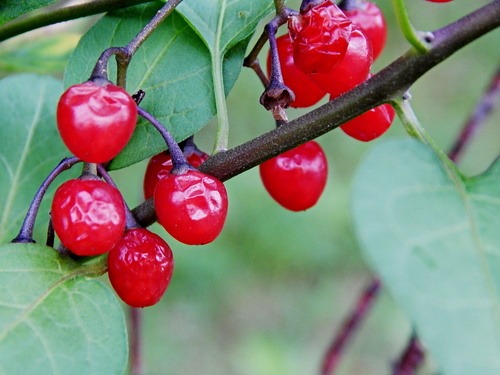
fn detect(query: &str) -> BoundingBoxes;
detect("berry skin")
[154,170,228,245]
[57,80,137,163]
[51,179,126,256]
[143,150,209,200]
[259,141,328,211]
[309,27,373,97]
[340,103,396,142]
[267,34,325,108]
[107,228,174,308]
[341,1,387,60]
[288,1,352,74]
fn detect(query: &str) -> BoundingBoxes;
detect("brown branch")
[132,0,500,227]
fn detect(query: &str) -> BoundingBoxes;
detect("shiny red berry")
[143,150,209,200]
[267,34,325,108]
[340,1,387,60]
[107,228,174,308]
[57,80,137,163]
[259,141,328,211]
[51,179,126,256]
[309,27,373,97]
[288,1,352,74]
[154,170,228,245]
[340,103,396,142]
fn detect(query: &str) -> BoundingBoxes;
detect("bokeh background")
[2,0,499,374]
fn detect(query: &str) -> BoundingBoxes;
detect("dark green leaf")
[0,242,127,374]
[351,139,500,375]
[0,74,76,243]
[64,1,273,169]
[0,0,58,26]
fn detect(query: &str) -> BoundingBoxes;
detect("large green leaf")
[351,139,500,374]
[0,242,127,374]
[0,0,58,26]
[0,74,76,243]
[64,1,273,169]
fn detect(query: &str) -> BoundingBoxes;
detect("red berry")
[288,1,352,74]
[339,103,395,142]
[51,179,126,256]
[107,228,174,308]
[143,150,209,200]
[259,141,328,211]
[340,1,387,60]
[308,27,373,97]
[154,170,228,245]
[267,34,325,108]
[57,80,137,163]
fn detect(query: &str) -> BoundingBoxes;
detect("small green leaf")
[0,0,58,26]
[351,139,500,375]
[0,242,128,374]
[0,74,76,243]
[64,1,272,169]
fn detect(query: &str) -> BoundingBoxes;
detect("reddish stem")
[448,65,500,163]
[319,277,381,375]
[130,307,143,375]
[393,335,425,375]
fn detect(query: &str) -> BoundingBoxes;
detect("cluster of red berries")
[54,78,228,308]
[268,0,395,142]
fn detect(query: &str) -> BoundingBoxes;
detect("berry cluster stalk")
[11,156,81,244]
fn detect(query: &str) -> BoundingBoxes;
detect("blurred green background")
[2,0,499,374]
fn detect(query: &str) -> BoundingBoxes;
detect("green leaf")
[0,0,58,26]
[0,242,127,374]
[176,0,274,151]
[0,74,76,243]
[64,1,272,169]
[351,139,500,375]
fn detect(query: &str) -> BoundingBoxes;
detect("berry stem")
[448,64,500,163]
[392,0,432,53]
[11,156,81,244]
[0,0,154,43]
[88,0,183,88]
[96,164,141,229]
[337,0,362,12]
[319,277,381,375]
[137,106,192,174]
[243,2,296,121]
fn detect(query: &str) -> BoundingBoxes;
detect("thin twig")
[0,0,154,43]
[448,64,500,163]
[319,277,381,375]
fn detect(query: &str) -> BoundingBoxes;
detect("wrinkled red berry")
[107,228,174,308]
[288,1,352,74]
[341,1,387,60]
[267,34,326,108]
[154,170,228,245]
[51,179,126,256]
[309,27,373,97]
[143,150,209,200]
[57,80,137,163]
[259,141,328,211]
